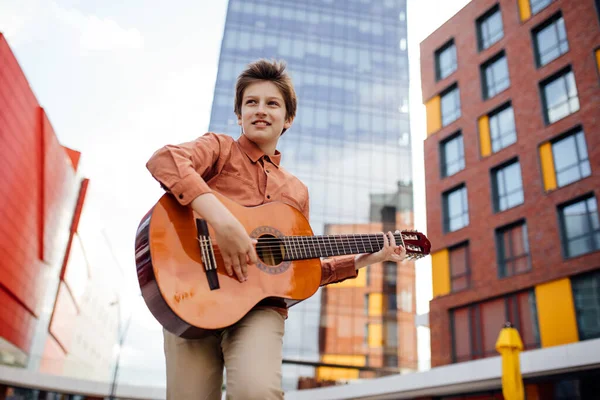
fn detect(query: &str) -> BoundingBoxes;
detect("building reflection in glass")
[208,0,415,390]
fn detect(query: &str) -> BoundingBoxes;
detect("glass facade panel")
[477,6,504,50]
[489,106,517,153]
[483,54,510,99]
[552,129,591,188]
[441,133,465,177]
[441,86,461,127]
[450,243,470,292]
[443,186,469,232]
[496,221,530,277]
[208,0,413,389]
[531,0,554,14]
[542,70,580,124]
[452,291,540,363]
[572,270,600,340]
[492,161,524,212]
[559,196,600,258]
[534,15,569,67]
[436,41,457,81]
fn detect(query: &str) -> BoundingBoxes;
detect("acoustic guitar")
[135,192,431,338]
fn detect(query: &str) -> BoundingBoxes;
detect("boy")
[146,59,406,399]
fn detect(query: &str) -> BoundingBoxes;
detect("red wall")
[0,33,83,358]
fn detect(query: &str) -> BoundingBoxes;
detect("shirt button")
[266,170,270,173]
[267,195,271,199]
[179,194,184,199]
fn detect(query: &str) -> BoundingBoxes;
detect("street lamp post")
[109,299,133,400]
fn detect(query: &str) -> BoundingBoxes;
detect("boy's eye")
[245,99,256,104]
[269,101,280,106]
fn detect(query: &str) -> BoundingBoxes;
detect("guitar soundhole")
[256,234,284,266]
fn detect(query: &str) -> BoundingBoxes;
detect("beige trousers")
[163,308,285,400]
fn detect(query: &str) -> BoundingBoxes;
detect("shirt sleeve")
[300,188,360,286]
[146,132,228,206]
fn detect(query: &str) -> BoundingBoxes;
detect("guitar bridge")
[196,219,220,290]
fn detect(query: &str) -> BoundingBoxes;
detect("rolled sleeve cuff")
[169,173,212,206]
[320,256,358,286]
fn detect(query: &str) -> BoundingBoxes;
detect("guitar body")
[135,192,322,339]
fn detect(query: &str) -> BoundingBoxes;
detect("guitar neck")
[280,233,403,261]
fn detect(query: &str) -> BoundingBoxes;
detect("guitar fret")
[302,237,307,259]
[286,237,294,261]
[353,235,362,254]
[318,236,325,258]
[292,236,299,260]
[368,235,376,253]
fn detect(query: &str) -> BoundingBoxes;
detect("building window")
[492,160,524,212]
[477,5,504,51]
[435,40,457,81]
[451,291,540,362]
[387,293,397,311]
[385,322,398,348]
[443,185,469,233]
[530,0,553,15]
[489,105,517,153]
[533,14,568,67]
[496,220,530,278]
[383,261,396,287]
[482,52,510,99]
[384,353,398,367]
[441,85,461,126]
[558,195,600,258]
[450,242,470,292]
[552,128,591,188]
[541,69,579,124]
[572,270,600,340]
[440,132,465,177]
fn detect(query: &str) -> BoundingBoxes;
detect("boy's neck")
[257,143,277,156]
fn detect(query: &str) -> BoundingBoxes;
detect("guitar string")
[200,236,418,251]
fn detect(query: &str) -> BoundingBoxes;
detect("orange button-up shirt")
[146,132,359,291]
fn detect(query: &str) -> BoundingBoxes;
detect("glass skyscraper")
[208,0,414,390]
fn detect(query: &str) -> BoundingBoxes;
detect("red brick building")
[420,0,600,389]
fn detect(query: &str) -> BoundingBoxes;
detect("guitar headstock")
[399,230,431,260]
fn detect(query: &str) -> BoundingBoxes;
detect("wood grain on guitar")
[134,192,431,338]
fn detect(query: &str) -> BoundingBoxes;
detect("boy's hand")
[190,193,258,282]
[212,217,258,282]
[355,231,407,270]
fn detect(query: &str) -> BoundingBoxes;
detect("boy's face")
[237,81,292,149]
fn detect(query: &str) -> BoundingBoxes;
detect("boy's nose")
[255,103,266,114]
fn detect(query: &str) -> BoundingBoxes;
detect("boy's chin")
[246,130,278,141]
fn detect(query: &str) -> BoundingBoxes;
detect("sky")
[0,0,471,387]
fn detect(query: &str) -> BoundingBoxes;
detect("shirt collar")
[237,134,282,168]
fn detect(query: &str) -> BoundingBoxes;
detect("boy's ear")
[237,115,242,126]
[284,117,294,130]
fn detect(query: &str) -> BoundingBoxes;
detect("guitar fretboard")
[278,233,404,261]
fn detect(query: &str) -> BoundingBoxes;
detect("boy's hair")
[234,59,297,134]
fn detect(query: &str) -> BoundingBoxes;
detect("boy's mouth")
[252,120,271,126]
